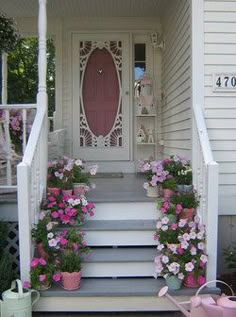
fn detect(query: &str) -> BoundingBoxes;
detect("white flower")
[54,171,63,179]
[178,273,185,280]
[48,238,58,247]
[198,242,205,250]
[143,182,149,190]
[162,255,169,264]
[156,221,162,229]
[190,246,197,255]
[89,164,98,175]
[194,215,200,223]
[179,218,187,228]
[189,231,197,240]
[46,222,53,231]
[182,233,190,241]
[168,244,178,254]
[181,240,189,250]
[81,197,88,206]
[185,262,194,272]
[197,231,204,240]
[161,217,169,225]
[200,254,208,263]
[39,212,45,220]
[167,262,180,274]
[157,244,165,251]
[161,225,168,231]
[75,159,83,166]
[154,255,162,264]
[47,232,54,239]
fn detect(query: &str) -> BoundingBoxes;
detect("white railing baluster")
[22,108,27,153]
[3,110,12,185]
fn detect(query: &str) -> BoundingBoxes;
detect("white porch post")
[37,0,48,192]
[191,0,219,283]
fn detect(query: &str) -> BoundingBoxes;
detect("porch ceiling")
[0,0,163,18]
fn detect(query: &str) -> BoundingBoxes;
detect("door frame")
[72,32,131,161]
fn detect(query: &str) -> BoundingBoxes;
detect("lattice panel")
[5,222,20,272]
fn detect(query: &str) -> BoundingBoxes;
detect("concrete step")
[82,247,157,277]
[80,220,157,246]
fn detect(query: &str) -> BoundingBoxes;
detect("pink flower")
[59,203,65,208]
[39,274,46,282]
[153,234,158,240]
[60,214,70,224]
[82,206,88,213]
[53,273,61,282]
[177,247,184,255]
[72,243,79,251]
[160,207,167,213]
[89,211,94,217]
[163,201,170,209]
[60,237,68,246]
[175,204,183,214]
[48,196,56,202]
[171,223,178,230]
[30,258,39,268]
[38,258,47,266]
[87,202,95,209]
[23,281,31,288]
[197,275,206,285]
[51,211,59,219]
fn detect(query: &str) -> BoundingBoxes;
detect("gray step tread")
[81,220,156,231]
[40,277,220,297]
[83,247,157,263]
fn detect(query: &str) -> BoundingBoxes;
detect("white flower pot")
[146,185,159,198]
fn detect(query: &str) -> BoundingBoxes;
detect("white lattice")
[5,222,19,272]
[79,40,123,148]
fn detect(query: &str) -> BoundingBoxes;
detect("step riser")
[82,262,155,277]
[85,231,156,246]
[91,202,157,220]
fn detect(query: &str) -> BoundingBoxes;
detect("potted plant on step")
[30,257,55,290]
[171,191,199,220]
[139,159,169,197]
[175,167,193,193]
[58,250,82,291]
[161,177,177,199]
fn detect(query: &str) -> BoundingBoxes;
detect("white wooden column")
[37,0,48,192]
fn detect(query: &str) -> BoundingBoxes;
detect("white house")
[0,0,235,312]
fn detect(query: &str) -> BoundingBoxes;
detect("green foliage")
[171,191,200,209]
[175,169,192,185]
[0,12,19,53]
[223,243,236,270]
[7,37,55,116]
[59,250,81,273]
[162,178,177,190]
[0,252,16,295]
[0,222,8,255]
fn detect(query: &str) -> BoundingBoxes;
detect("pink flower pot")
[61,271,81,290]
[181,208,195,220]
[183,272,199,288]
[47,187,60,196]
[73,183,87,196]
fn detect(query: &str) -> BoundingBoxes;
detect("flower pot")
[47,187,60,196]
[181,208,195,220]
[73,183,87,196]
[183,272,199,288]
[61,271,81,290]
[176,184,184,193]
[162,188,175,199]
[62,189,73,197]
[165,275,182,290]
[183,185,193,193]
[37,282,51,291]
[146,185,159,198]
[36,243,48,259]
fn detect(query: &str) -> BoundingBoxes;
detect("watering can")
[0,279,40,317]
[158,280,236,317]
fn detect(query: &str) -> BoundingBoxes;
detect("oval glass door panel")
[82,48,120,137]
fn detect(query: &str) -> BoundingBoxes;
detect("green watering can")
[0,279,40,317]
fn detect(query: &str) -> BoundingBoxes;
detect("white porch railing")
[192,103,219,282]
[0,104,36,188]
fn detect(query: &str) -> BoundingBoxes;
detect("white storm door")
[72,33,130,161]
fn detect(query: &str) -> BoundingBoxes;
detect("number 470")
[216,76,236,88]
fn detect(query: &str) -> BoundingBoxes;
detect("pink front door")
[82,48,119,138]
[73,34,130,161]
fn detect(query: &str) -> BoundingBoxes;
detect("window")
[134,43,146,81]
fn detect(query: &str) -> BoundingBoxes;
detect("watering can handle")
[11,279,24,298]
[31,289,40,307]
[195,279,234,296]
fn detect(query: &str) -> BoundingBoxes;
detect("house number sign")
[213,73,236,91]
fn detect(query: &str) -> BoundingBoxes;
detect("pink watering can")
[158,280,236,317]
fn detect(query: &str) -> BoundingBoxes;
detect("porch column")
[37,0,48,192]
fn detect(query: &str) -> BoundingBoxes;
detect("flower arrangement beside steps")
[138,159,169,197]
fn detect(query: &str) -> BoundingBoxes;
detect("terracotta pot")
[73,183,87,196]
[62,189,73,197]
[183,272,199,288]
[146,185,159,198]
[36,243,48,259]
[162,188,175,199]
[47,187,60,196]
[61,271,81,290]
[181,207,195,220]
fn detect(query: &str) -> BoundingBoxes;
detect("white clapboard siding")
[204,1,236,214]
[161,0,191,158]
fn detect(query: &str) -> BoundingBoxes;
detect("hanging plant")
[0,12,19,54]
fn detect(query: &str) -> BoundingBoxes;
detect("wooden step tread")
[83,247,157,263]
[81,220,156,231]
[40,277,220,297]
